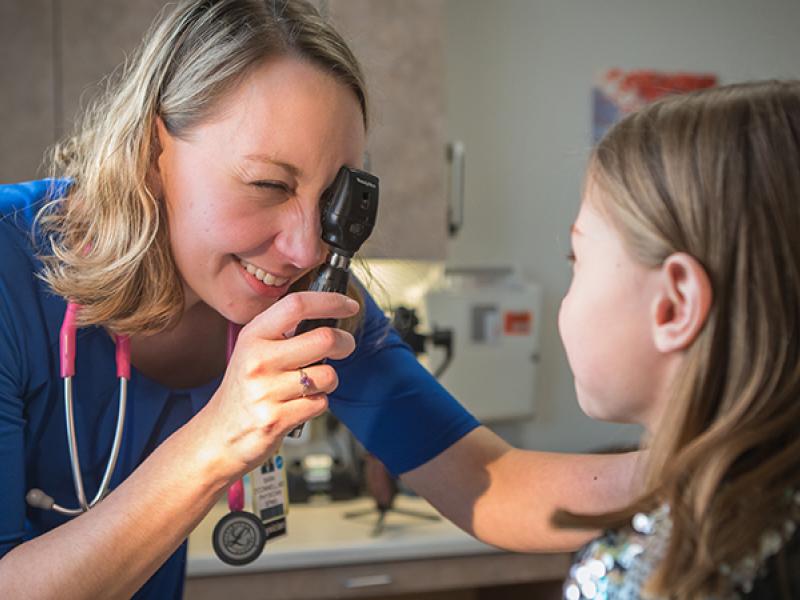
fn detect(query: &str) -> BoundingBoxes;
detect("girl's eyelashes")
[566,249,576,264]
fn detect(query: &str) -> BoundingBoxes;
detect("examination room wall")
[442,0,800,453]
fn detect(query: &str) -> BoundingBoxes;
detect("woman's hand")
[194,291,359,484]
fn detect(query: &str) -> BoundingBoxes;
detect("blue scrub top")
[0,180,479,598]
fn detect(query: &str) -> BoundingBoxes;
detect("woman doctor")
[0,1,638,598]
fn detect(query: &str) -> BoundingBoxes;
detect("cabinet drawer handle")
[342,574,393,589]
[446,140,465,237]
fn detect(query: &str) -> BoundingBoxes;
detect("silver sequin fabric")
[562,496,800,600]
[562,504,671,600]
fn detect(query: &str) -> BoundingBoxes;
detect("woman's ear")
[148,116,169,198]
[651,253,712,353]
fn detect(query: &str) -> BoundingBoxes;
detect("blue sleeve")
[0,228,34,558]
[0,179,68,558]
[329,287,480,476]
[0,179,71,229]
[0,288,28,558]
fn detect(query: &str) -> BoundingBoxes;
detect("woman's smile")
[238,257,291,286]
[236,257,294,298]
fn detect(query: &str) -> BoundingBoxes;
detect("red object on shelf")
[504,311,533,336]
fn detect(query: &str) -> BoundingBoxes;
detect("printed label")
[251,455,288,541]
[503,311,533,335]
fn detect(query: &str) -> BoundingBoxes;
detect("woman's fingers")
[281,394,329,427]
[246,292,360,341]
[251,364,339,402]
[246,393,329,438]
[245,327,355,374]
[203,292,359,475]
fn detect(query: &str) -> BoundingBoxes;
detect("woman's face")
[155,56,366,324]
[558,177,665,427]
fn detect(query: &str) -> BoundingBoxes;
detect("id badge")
[251,453,289,542]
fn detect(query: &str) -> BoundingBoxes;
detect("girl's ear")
[651,253,712,353]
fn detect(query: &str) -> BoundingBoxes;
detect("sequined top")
[563,500,800,600]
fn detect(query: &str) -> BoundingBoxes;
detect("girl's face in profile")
[558,176,666,428]
[155,55,366,324]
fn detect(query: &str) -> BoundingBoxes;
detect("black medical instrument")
[287,165,379,438]
[213,165,379,566]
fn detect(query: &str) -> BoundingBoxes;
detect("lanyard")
[213,322,289,566]
[225,322,246,512]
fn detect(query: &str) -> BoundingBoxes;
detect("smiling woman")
[37,0,369,336]
[154,56,366,324]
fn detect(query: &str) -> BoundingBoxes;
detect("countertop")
[187,494,500,577]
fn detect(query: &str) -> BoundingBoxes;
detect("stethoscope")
[25,303,246,518]
[26,302,131,515]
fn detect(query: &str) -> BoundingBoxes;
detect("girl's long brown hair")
[555,80,800,598]
[38,0,368,335]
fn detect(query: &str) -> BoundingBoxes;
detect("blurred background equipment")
[391,305,454,378]
[343,455,440,538]
[424,267,543,422]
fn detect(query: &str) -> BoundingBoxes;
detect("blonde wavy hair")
[555,80,800,598]
[38,0,368,335]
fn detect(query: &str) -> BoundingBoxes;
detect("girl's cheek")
[558,290,597,388]
[557,287,578,343]
[557,297,567,345]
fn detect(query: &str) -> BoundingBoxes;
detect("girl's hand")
[194,291,359,483]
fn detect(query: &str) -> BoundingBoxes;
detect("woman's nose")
[274,202,324,269]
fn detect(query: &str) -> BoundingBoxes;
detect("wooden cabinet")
[0,0,56,182]
[1,0,449,259]
[59,0,166,132]
[184,551,568,600]
[325,0,449,259]
[185,495,569,600]
[0,0,165,183]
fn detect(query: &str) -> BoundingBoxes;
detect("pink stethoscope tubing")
[225,323,246,512]
[26,302,131,516]
[28,303,244,516]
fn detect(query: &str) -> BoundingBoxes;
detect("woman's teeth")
[240,259,289,287]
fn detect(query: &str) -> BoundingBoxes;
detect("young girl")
[554,80,800,599]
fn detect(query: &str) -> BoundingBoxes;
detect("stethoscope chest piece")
[212,510,267,566]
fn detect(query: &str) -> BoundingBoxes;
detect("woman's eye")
[251,180,292,194]
[566,250,576,264]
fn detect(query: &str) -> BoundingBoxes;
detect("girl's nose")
[273,201,324,269]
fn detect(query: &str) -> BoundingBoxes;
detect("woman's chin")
[217,296,281,326]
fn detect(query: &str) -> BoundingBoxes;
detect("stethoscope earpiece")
[26,488,55,510]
